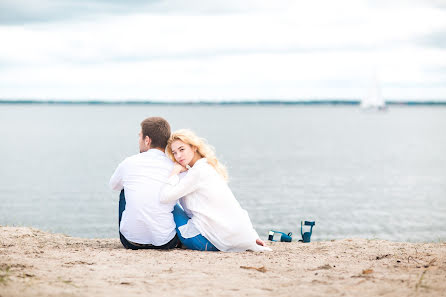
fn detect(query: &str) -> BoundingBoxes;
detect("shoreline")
[1,99,446,106]
[1,226,445,297]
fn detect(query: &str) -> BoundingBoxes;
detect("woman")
[160,129,271,252]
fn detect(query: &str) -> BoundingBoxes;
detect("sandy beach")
[0,226,445,297]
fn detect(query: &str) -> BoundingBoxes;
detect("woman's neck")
[189,154,202,167]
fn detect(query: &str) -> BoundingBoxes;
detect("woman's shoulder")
[191,158,210,169]
[183,158,208,180]
[192,158,227,182]
[190,158,216,176]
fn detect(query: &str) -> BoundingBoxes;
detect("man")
[109,117,179,250]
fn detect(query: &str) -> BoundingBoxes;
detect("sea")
[0,104,445,242]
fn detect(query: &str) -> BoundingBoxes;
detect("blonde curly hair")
[166,129,228,181]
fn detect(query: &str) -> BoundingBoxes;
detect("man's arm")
[109,161,125,191]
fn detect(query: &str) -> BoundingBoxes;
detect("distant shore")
[1,99,446,105]
[1,226,445,297]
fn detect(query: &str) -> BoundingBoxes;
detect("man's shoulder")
[120,153,140,166]
[122,152,174,167]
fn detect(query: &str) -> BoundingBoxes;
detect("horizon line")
[1,99,446,106]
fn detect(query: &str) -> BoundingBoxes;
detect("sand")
[0,226,445,297]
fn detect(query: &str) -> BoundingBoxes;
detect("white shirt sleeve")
[160,168,201,203]
[109,161,125,191]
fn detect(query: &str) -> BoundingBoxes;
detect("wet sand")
[0,226,445,297]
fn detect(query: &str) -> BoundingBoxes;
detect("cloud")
[1,0,446,100]
[429,0,446,9]
[0,0,299,24]
[417,30,446,48]
[0,0,160,24]
[0,11,408,78]
[2,0,446,25]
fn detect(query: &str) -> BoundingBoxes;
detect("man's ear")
[145,136,152,148]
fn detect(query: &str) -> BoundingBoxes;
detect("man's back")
[110,149,176,245]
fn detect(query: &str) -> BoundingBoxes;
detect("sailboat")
[360,74,387,110]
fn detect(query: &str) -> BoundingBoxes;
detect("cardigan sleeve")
[160,168,201,203]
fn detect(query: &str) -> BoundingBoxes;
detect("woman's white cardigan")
[160,158,271,252]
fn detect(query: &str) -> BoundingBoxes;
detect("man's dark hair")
[140,117,171,149]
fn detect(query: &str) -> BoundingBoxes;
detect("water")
[0,104,445,242]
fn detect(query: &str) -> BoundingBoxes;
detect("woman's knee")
[172,204,189,227]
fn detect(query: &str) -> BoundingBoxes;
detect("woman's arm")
[170,163,187,177]
[160,165,201,203]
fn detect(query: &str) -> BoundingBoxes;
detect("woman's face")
[171,140,197,167]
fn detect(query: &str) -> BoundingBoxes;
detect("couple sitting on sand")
[110,117,271,252]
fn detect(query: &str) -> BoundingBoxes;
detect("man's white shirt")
[109,149,176,246]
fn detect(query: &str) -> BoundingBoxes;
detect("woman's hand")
[256,238,266,246]
[170,163,187,177]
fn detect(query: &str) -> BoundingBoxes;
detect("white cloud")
[0,0,446,101]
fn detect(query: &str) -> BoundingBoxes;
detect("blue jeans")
[119,190,179,250]
[172,204,219,251]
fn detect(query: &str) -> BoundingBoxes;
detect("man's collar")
[145,148,166,156]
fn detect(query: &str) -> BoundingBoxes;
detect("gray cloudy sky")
[0,0,445,101]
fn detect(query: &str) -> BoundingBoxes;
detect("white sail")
[361,74,386,110]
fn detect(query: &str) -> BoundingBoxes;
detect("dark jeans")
[119,190,179,250]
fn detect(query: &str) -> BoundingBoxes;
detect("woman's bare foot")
[256,239,265,246]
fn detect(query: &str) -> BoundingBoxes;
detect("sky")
[0,0,445,102]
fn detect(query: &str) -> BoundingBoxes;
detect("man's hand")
[170,163,187,177]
